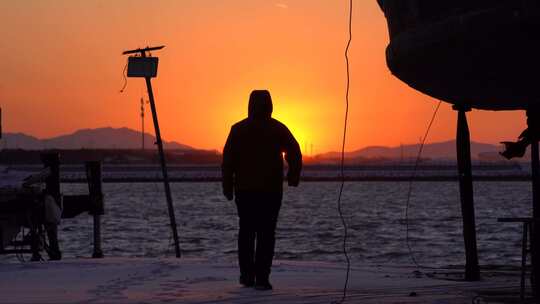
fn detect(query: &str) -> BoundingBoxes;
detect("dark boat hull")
[379,0,540,110]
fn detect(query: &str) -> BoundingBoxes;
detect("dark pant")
[235,191,282,282]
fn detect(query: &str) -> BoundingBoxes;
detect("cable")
[404,100,442,269]
[333,1,353,303]
[119,60,128,93]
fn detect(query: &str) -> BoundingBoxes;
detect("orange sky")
[0,1,527,153]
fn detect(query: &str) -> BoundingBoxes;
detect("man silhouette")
[222,90,302,290]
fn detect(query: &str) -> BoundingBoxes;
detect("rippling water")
[7,181,534,267]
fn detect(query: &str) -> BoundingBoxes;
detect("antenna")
[122,45,181,258]
[122,45,165,55]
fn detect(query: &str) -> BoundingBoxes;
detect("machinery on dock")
[0,153,104,261]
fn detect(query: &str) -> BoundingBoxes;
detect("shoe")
[239,276,254,287]
[254,280,273,290]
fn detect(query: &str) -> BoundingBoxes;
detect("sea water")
[40,181,529,268]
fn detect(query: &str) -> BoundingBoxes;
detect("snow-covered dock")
[0,258,526,303]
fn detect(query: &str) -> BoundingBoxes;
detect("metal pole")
[455,107,480,281]
[142,53,181,258]
[530,134,540,297]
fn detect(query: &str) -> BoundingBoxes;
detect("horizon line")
[1,126,505,155]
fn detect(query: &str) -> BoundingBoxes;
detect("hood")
[377,0,384,11]
[248,90,273,119]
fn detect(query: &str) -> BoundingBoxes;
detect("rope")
[404,100,442,269]
[333,0,353,303]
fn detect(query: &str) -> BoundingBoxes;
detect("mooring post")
[455,106,480,281]
[527,109,540,297]
[142,53,181,258]
[86,161,104,258]
[35,152,62,261]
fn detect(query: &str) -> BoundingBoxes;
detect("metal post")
[86,161,104,258]
[530,134,540,297]
[455,107,480,281]
[142,53,181,258]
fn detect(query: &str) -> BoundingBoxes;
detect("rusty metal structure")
[378,0,540,298]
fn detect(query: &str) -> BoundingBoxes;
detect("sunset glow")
[0,1,527,152]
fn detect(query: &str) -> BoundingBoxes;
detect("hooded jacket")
[222,91,302,196]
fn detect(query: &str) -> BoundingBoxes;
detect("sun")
[272,114,314,156]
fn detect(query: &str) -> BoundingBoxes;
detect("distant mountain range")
[318,140,506,161]
[0,127,511,161]
[0,127,193,150]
